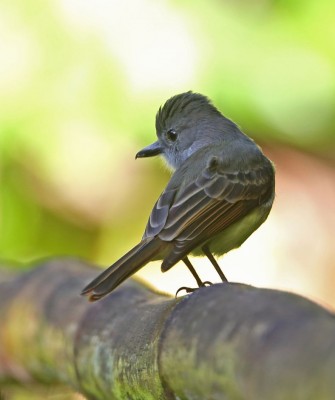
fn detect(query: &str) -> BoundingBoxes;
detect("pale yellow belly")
[191,203,271,257]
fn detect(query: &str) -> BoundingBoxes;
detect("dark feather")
[144,157,274,271]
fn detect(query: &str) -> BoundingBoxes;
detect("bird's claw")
[175,286,195,297]
[175,281,213,297]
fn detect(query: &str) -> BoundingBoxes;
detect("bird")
[81,91,275,301]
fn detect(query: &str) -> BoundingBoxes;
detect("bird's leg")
[175,256,212,297]
[183,256,203,286]
[202,245,228,282]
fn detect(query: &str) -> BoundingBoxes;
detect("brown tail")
[81,237,163,301]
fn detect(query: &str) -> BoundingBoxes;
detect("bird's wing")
[144,154,274,267]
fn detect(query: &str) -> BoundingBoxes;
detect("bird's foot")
[175,286,196,297]
[175,281,212,297]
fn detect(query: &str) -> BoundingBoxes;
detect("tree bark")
[0,258,335,399]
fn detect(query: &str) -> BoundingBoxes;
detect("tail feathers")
[81,238,163,301]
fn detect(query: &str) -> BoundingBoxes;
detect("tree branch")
[0,259,335,399]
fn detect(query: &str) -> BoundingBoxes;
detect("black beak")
[135,141,163,159]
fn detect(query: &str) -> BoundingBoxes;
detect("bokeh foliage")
[1,0,334,266]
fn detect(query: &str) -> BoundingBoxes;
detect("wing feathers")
[144,152,274,270]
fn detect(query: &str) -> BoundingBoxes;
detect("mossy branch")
[0,259,335,399]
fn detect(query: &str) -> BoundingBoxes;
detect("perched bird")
[82,91,275,301]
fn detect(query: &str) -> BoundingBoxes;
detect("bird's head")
[136,91,237,170]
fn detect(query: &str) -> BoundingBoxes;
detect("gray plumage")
[82,91,275,301]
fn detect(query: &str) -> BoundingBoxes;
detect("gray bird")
[82,91,275,301]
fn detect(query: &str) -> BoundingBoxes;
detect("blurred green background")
[1,0,335,398]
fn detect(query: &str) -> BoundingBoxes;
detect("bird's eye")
[166,129,178,142]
